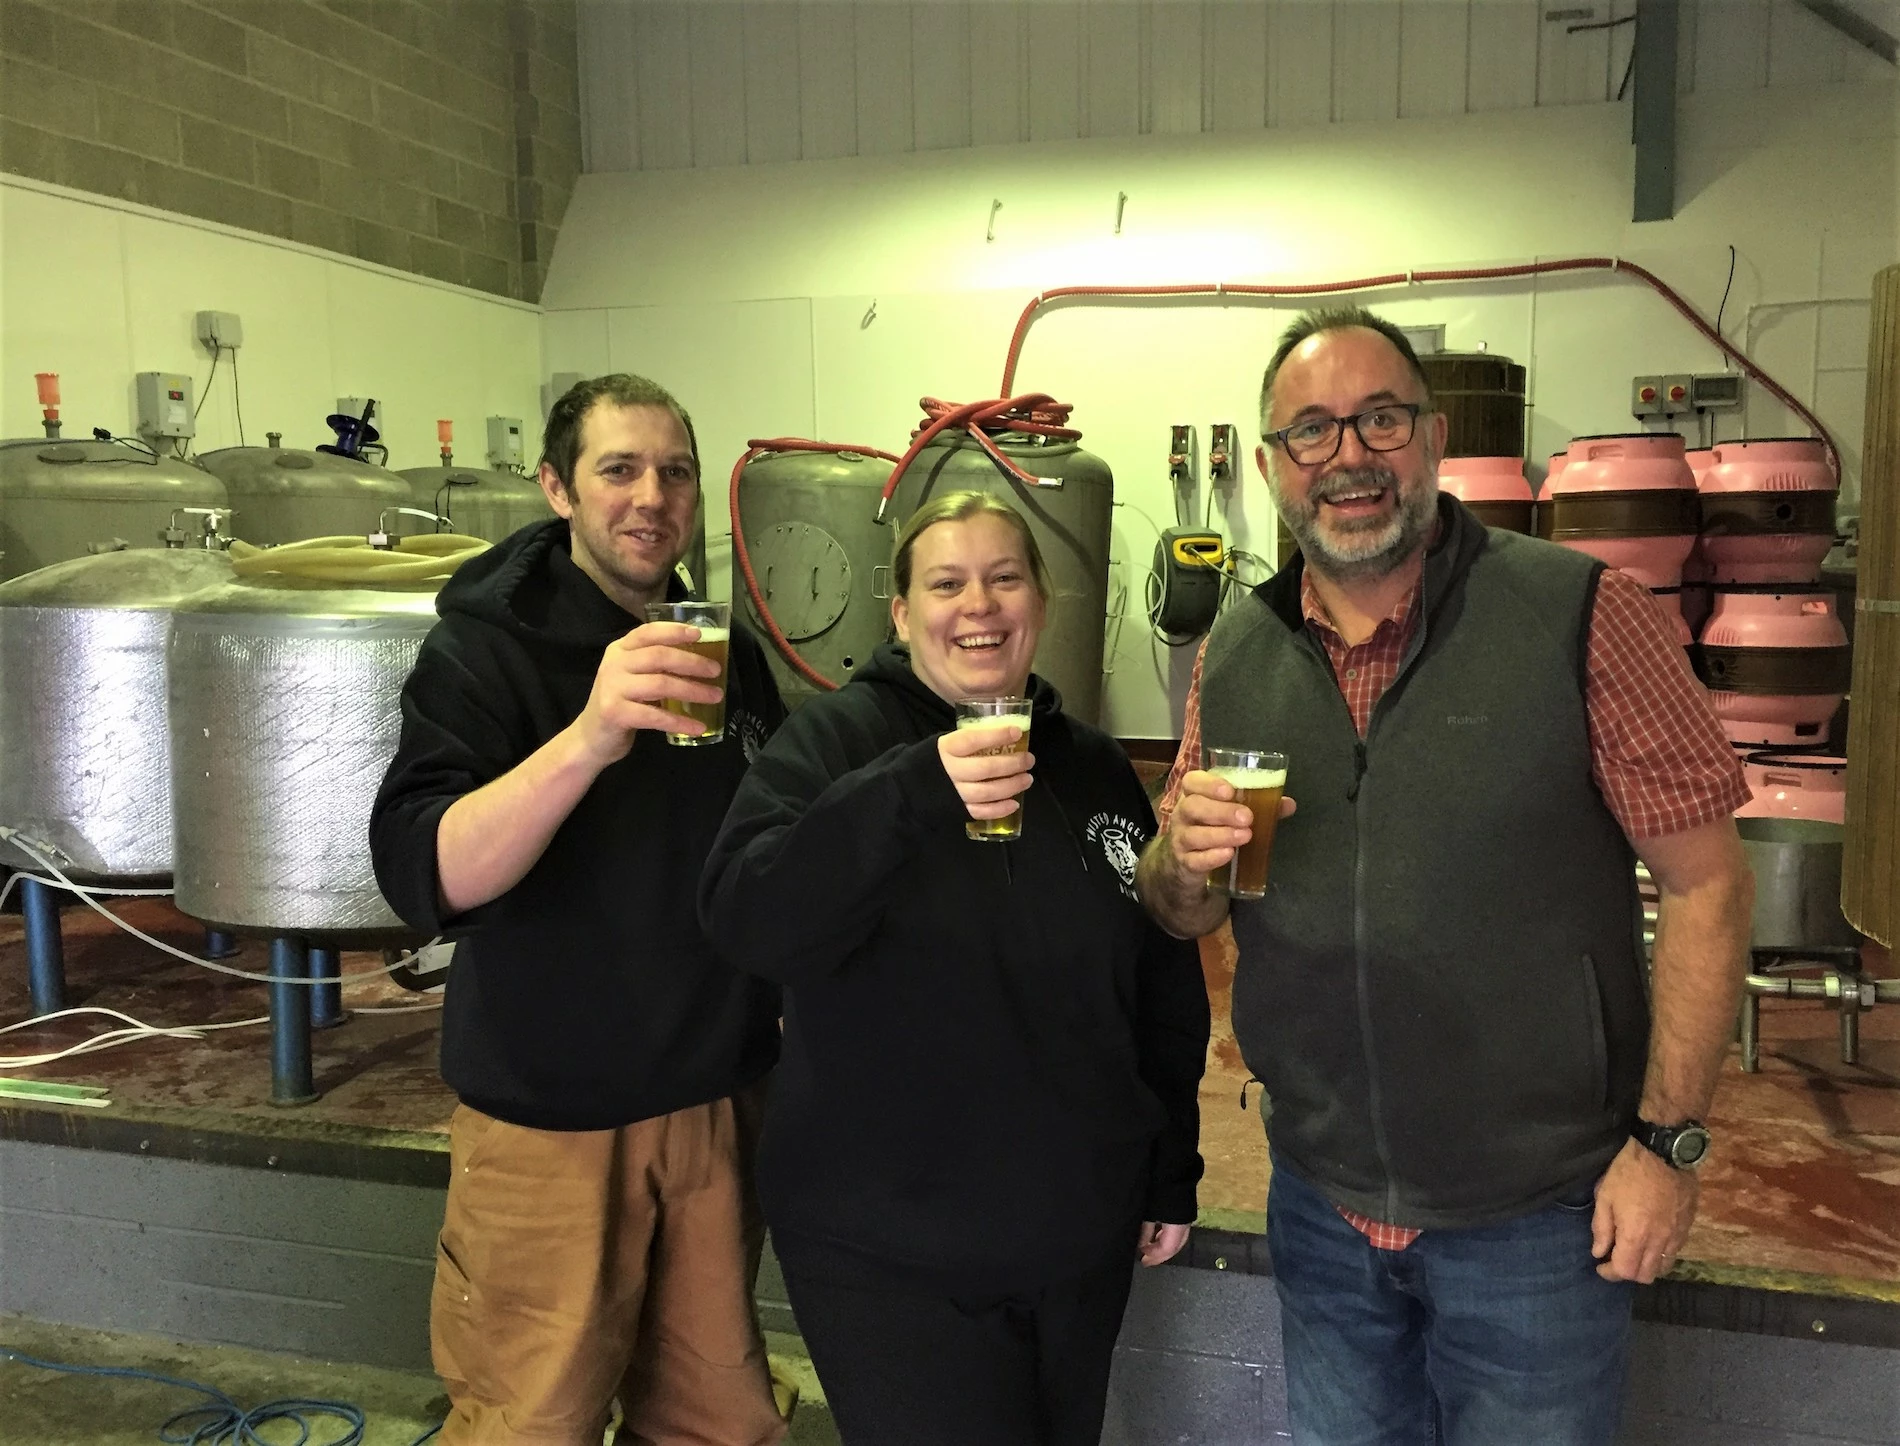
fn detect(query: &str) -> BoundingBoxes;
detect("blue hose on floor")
[0,1346,443,1445]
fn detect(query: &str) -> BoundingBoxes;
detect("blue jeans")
[1266,1156,1634,1446]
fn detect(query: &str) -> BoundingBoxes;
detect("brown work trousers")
[431,1089,786,1446]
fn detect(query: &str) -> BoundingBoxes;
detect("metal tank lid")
[171,572,444,622]
[0,547,235,608]
[398,464,543,489]
[0,437,221,487]
[920,430,1087,457]
[197,445,399,477]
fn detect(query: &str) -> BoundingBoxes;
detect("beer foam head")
[957,709,1031,729]
[1212,764,1286,790]
[691,626,730,643]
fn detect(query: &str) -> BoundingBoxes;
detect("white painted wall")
[541,79,1895,739]
[578,0,1895,173]
[0,176,543,472]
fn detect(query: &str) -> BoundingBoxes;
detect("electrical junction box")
[135,372,194,440]
[487,415,525,469]
[1690,373,1744,411]
[194,310,243,350]
[1152,529,1225,639]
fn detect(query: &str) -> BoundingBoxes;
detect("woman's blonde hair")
[890,490,1051,602]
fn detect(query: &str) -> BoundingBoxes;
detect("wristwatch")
[1634,1117,1711,1170]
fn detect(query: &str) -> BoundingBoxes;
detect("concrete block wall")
[0,0,580,302]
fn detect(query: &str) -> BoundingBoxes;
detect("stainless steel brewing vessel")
[730,449,895,707]
[398,465,552,545]
[167,576,439,940]
[0,439,228,580]
[0,549,234,879]
[197,446,409,546]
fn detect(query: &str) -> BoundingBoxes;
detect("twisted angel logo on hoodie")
[1083,812,1147,899]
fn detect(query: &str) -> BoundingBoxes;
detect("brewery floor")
[1,893,1897,1307]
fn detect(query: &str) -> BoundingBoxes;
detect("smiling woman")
[700,490,1209,1445]
[889,490,1051,705]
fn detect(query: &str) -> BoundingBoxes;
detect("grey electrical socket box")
[194,310,243,350]
[135,371,195,440]
[1400,324,1446,356]
[486,416,525,468]
[1632,374,1693,419]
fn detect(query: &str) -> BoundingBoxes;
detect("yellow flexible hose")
[229,534,489,584]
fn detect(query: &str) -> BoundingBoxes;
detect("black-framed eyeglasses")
[1266,403,1431,466]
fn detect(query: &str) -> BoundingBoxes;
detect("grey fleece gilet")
[1202,497,1647,1229]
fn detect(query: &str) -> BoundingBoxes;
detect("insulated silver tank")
[0,439,228,580]
[889,432,1115,725]
[398,464,552,545]
[730,449,894,707]
[197,446,409,546]
[167,576,439,941]
[0,549,234,880]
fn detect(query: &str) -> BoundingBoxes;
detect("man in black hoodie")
[370,375,786,1446]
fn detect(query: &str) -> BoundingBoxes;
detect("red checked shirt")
[1158,564,1750,1251]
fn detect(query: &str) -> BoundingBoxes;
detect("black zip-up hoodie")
[700,644,1208,1291]
[369,518,784,1131]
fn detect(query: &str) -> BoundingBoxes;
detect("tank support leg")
[203,929,239,960]
[309,945,346,1030]
[1738,991,1760,1074]
[268,937,318,1106]
[21,877,67,1016]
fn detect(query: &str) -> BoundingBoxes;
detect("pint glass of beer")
[1205,746,1287,899]
[642,600,730,746]
[955,696,1032,842]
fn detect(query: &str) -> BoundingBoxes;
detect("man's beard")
[1270,463,1438,582]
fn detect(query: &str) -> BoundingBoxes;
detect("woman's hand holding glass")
[937,722,1035,824]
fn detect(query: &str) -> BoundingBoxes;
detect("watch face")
[1670,1127,1710,1168]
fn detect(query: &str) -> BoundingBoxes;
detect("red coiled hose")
[871,394,1082,521]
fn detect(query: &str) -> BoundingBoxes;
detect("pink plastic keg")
[1698,438,1837,586]
[1545,452,1567,491]
[1538,433,1701,588]
[1685,449,1716,484]
[1695,588,1851,748]
[1736,750,1847,825]
[1438,457,1533,534]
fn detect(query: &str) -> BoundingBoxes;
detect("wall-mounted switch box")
[136,372,194,440]
[487,416,524,469]
[1632,374,1692,419]
[194,310,243,350]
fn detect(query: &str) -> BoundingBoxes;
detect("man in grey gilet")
[1137,308,1754,1446]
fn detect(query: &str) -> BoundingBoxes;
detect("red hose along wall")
[995,258,1840,470]
[736,256,1839,690]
